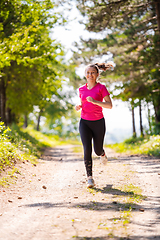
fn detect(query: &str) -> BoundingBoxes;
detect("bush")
[0,122,41,174]
[108,134,160,157]
[124,136,145,145]
[0,122,19,172]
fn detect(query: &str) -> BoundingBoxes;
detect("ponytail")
[95,62,114,71]
[86,62,114,73]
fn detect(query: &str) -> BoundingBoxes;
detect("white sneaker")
[100,154,108,165]
[87,177,95,188]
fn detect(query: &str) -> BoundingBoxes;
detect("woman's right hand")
[75,105,82,111]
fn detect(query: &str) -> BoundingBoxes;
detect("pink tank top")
[79,82,110,121]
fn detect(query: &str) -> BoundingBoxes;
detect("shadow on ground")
[72,235,160,239]
[42,147,84,162]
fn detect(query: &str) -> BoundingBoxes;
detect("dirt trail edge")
[0,145,160,240]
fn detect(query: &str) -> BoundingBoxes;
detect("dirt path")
[0,145,160,240]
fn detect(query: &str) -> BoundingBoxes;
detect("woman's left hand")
[86,95,112,109]
[86,96,95,103]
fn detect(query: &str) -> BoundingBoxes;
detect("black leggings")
[79,118,106,177]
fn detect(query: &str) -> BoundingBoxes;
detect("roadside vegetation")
[108,135,160,157]
[1,1,160,174]
[0,122,79,177]
[1,119,160,179]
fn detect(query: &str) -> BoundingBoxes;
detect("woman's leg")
[92,118,106,156]
[79,119,93,177]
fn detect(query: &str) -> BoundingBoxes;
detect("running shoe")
[100,154,108,165]
[87,177,95,188]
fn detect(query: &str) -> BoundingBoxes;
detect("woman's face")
[85,66,99,83]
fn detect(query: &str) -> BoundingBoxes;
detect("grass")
[96,182,146,238]
[0,122,80,185]
[107,135,160,157]
[118,183,146,203]
[0,167,20,187]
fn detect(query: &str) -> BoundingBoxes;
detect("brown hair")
[86,62,113,73]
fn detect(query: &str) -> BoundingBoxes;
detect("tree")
[0,0,66,126]
[73,0,160,133]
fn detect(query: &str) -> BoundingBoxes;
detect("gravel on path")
[0,145,160,240]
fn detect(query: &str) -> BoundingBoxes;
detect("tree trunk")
[153,94,160,124]
[6,107,12,126]
[37,110,43,131]
[131,105,136,138]
[146,102,152,134]
[152,96,160,134]
[0,78,6,124]
[24,115,28,128]
[155,105,160,123]
[139,100,144,137]
[155,1,160,35]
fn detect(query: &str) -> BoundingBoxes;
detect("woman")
[75,62,113,188]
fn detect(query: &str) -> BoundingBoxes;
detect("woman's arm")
[75,99,82,111]
[86,95,112,109]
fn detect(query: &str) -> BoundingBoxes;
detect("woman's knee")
[94,146,104,156]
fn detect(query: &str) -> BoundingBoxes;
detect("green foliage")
[0,122,20,172]
[138,135,160,156]
[73,0,160,133]
[1,119,81,175]
[8,124,42,157]
[0,167,20,187]
[123,136,146,144]
[23,125,65,147]
[108,135,160,156]
[0,121,66,174]
[45,108,80,140]
[0,0,71,127]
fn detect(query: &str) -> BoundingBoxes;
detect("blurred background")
[0,0,160,144]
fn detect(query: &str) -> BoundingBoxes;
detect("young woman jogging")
[75,62,113,188]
